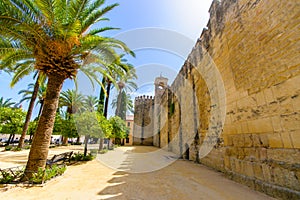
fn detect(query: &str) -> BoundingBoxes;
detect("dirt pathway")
[0,146,274,200]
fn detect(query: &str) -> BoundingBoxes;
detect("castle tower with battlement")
[133,95,154,145]
[133,76,168,146]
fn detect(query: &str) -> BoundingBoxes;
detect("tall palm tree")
[102,56,135,117]
[59,89,84,144]
[17,73,47,148]
[114,65,137,120]
[112,92,135,119]
[98,56,134,149]
[0,97,15,107]
[0,0,134,176]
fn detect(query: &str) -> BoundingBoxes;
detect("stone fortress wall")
[133,0,300,199]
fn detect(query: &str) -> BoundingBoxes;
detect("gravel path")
[0,146,274,200]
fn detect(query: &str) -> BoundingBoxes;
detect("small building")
[124,115,134,146]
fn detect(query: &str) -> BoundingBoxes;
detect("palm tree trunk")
[24,75,64,178]
[76,136,80,144]
[37,100,44,118]
[115,90,122,117]
[103,81,111,118]
[62,136,68,145]
[97,78,106,114]
[18,75,40,148]
[99,81,112,151]
[84,135,90,156]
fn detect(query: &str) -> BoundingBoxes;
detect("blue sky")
[0,0,213,117]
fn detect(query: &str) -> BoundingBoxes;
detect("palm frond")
[10,62,35,87]
[82,3,119,33]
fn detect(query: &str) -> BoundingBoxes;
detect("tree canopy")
[0,107,26,135]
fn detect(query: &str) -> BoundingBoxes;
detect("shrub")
[99,149,108,154]
[12,147,22,151]
[31,165,66,184]
[0,168,24,184]
[4,146,12,151]
[0,171,14,184]
[72,142,82,145]
[71,152,95,161]
[24,145,31,150]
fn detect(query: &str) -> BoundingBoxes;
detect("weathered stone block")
[224,135,233,146]
[256,91,267,106]
[292,94,300,112]
[247,118,273,134]
[224,155,231,170]
[252,134,262,147]
[259,134,269,148]
[267,148,300,164]
[234,159,242,174]
[244,134,253,147]
[268,133,283,148]
[259,148,268,161]
[253,163,264,180]
[281,132,293,148]
[271,116,283,132]
[244,162,254,177]
[262,164,273,183]
[264,88,275,104]
[290,130,300,148]
[243,148,257,162]
[281,113,300,131]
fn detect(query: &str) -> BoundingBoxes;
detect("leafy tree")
[0,0,134,176]
[53,113,78,142]
[96,114,112,151]
[109,116,129,145]
[28,120,37,141]
[0,97,15,108]
[0,107,26,145]
[74,111,102,156]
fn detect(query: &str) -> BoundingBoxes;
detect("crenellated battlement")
[134,95,154,105]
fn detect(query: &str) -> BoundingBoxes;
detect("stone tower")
[154,76,168,103]
[153,76,168,147]
[132,95,154,145]
[133,76,168,146]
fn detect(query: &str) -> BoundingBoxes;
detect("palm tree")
[114,66,137,120]
[112,92,135,119]
[84,95,99,112]
[1,46,44,148]
[18,79,47,117]
[0,97,15,107]
[98,56,134,149]
[0,0,134,176]
[102,56,135,117]
[60,89,84,144]
[17,74,47,148]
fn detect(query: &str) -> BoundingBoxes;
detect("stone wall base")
[226,172,300,200]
